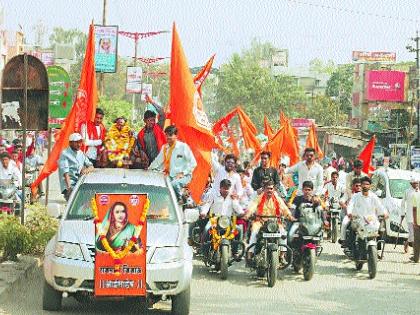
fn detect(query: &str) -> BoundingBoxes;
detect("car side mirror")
[183,208,199,224]
[375,190,383,198]
[47,203,62,218]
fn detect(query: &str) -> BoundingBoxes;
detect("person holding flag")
[150,125,197,203]
[80,108,106,167]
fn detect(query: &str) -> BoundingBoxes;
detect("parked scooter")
[0,179,19,215]
[245,215,292,287]
[200,214,245,280]
[344,214,385,279]
[289,203,324,281]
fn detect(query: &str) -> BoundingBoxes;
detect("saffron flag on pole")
[305,123,324,159]
[193,54,215,97]
[253,126,285,167]
[358,135,376,174]
[212,107,238,135]
[31,23,97,194]
[263,116,275,140]
[236,106,261,154]
[169,23,219,203]
[280,113,300,166]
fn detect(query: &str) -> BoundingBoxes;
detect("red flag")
[236,106,260,154]
[31,24,97,194]
[169,24,219,202]
[263,116,274,140]
[193,54,215,96]
[358,135,376,174]
[212,107,238,135]
[305,123,324,159]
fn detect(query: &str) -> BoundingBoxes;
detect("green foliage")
[326,64,354,115]
[305,95,348,126]
[309,58,336,75]
[0,214,32,261]
[100,98,142,130]
[215,41,306,130]
[25,203,59,255]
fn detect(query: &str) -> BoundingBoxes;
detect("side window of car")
[372,174,386,198]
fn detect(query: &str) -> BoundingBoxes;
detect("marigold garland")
[91,197,150,274]
[209,216,237,250]
[104,122,135,166]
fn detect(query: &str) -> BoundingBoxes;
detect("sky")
[2,0,420,67]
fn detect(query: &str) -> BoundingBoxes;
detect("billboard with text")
[365,70,406,103]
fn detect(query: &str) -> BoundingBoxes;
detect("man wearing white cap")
[58,133,94,201]
[401,177,420,261]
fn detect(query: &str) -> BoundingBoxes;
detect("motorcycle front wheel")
[367,245,378,279]
[220,245,229,280]
[292,250,302,273]
[303,249,315,281]
[267,250,278,287]
[331,218,338,243]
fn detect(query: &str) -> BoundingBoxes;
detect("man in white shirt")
[323,171,345,207]
[401,177,420,259]
[337,165,347,188]
[286,147,323,195]
[324,162,337,182]
[150,125,197,202]
[0,152,22,188]
[80,108,106,167]
[345,159,367,196]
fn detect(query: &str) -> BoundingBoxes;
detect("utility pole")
[406,31,420,144]
[99,0,107,96]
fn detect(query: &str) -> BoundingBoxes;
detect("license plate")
[263,233,282,238]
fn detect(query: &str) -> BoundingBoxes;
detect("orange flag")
[212,107,238,135]
[253,126,285,167]
[263,116,274,140]
[358,135,376,174]
[305,123,324,159]
[226,125,240,157]
[236,106,260,154]
[31,24,97,194]
[193,54,215,96]
[169,23,218,203]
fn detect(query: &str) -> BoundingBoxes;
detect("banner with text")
[94,193,148,297]
[352,51,396,63]
[47,66,73,128]
[141,83,153,101]
[365,70,407,103]
[94,25,118,73]
[126,66,143,94]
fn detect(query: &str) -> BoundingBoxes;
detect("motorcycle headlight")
[218,216,230,229]
[267,221,278,233]
[54,242,84,261]
[150,247,182,264]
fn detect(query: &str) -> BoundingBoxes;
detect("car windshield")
[389,179,411,199]
[66,183,178,223]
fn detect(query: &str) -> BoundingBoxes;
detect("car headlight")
[150,247,182,264]
[218,216,230,229]
[54,242,84,261]
[267,221,278,233]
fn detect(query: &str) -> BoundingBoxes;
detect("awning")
[328,134,365,148]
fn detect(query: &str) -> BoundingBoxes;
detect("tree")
[215,41,306,130]
[305,95,347,126]
[309,58,336,75]
[100,98,142,130]
[326,64,353,117]
[32,20,47,47]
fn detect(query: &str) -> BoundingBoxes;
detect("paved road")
[0,241,418,315]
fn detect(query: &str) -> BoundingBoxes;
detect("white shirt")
[286,161,324,195]
[324,166,337,182]
[199,193,244,217]
[209,154,243,200]
[401,187,420,223]
[323,182,345,202]
[0,163,22,187]
[150,140,197,178]
[347,191,388,217]
[338,170,347,187]
[80,123,103,160]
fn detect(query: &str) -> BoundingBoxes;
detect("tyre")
[303,249,315,281]
[172,285,190,315]
[256,268,265,277]
[292,251,302,273]
[355,262,364,270]
[267,250,278,287]
[220,245,229,280]
[331,218,338,243]
[42,280,62,311]
[367,245,378,279]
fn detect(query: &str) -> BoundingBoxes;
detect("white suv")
[43,169,193,314]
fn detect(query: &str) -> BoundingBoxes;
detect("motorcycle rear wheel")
[367,245,378,279]
[292,251,302,273]
[303,249,315,281]
[355,262,364,270]
[220,245,229,280]
[267,250,278,287]
[331,218,338,243]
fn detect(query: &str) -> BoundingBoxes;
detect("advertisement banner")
[141,83,153,101]
[94,25,118,73]
[352,51,396,63]
[126,66,142,94]
[365,70,406,102]
[94,193,149,297]
[41,51,55,66]
[47,66,73,128]
[291,118,315,128]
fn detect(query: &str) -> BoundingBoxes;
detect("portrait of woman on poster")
[96,202,143,254]
[98,37,113,54]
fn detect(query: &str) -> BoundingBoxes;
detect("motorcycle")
[200,214,245,280]
[328,197,341,243]
[289,203,324,281]
[0,179,19,215]
[344,214,385,279]
[245,215,292,287]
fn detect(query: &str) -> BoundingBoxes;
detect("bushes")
[0,203,59,261]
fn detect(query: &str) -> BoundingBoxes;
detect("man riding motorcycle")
[339,178,362,247]
[245,180,295,261]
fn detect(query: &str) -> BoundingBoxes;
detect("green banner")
[47,66,73,128]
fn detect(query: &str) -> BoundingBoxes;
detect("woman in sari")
[96,202,143,253]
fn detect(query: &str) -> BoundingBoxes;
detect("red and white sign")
[352,51,396,63]
[291,118,315,128]
[365,70,406,103]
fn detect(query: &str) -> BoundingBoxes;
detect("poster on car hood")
[93,193,149,296]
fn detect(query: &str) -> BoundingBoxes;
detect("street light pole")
[407,31,420,144]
